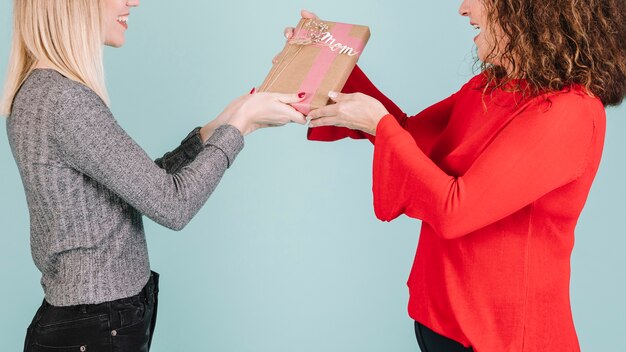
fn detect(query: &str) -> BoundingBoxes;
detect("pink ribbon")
[292,23,366,115]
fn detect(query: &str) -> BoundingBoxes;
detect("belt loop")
[141,274,150,304]
[151,270,160,295]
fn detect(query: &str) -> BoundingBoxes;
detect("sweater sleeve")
[307,65,457,154]
[154,127,205,174]
[52,85,244,231]
[373,93,601,239]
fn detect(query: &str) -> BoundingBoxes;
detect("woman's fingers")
[253,93,307,125]
[277,11,319,64]
[276,92,307,123]
[272,104,307,125]
[272,53,281,65]
[275,92,307,104]
[328,91,350,102]
[306,98,342,121]
[284,27,295,39]
[282,10,319,41]
[308,116,338,128]
[300,9,318,19]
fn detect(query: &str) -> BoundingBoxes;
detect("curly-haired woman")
[293,0,626,351]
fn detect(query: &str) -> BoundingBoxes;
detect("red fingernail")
[250,87,256,94]
[298,92,306,99]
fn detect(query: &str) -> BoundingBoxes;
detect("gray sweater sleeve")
[155,127,205,174]
[52,85,244,231]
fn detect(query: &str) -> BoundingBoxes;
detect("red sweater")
[308,66,606,352]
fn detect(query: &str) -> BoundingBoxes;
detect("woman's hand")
[273,10,319,64]
[204,91,306,137]
[306,91,390,136]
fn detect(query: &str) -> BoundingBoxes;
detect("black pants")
[24,271,159,352]
[415,321,473,352]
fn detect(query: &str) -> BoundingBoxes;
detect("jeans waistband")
[43,270,160,310]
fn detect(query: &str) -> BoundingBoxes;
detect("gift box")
[259,18,370,115]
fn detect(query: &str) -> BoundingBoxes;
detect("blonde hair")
[1,0,110,116]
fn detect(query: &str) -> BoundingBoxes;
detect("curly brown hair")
[482,0,626,107]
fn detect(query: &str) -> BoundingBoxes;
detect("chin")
[104,33,126,48]
[105,40,125,48]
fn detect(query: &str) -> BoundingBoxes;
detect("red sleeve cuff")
[375,114,403,141]
[307,126,369,142]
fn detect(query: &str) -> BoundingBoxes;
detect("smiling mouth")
[471,22,481,42]
[117,15,129,29]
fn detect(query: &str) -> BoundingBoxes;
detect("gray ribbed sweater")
[7,69,244,306]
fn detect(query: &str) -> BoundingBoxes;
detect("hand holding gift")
[307,91,389,136]
[277,10,389,135]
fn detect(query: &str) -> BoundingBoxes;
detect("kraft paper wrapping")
[259,18,370,115]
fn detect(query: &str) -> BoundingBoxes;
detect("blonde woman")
[1,0,307,351]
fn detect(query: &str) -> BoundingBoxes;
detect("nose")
[126,0,140,7]
[458,0,470,17]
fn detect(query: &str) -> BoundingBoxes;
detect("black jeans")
[24,271,159,352]
[415,321,473,352]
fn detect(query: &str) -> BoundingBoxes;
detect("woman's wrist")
[367,104,390,135]
[225,117,248,136]
[365,116,381,135]
[200,120,220,142]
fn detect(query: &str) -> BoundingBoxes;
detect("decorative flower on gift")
[290,19,361,57]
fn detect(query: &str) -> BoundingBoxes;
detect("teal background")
[1,1,624,351]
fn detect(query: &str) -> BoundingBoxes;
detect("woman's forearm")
[53,86,244,231]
